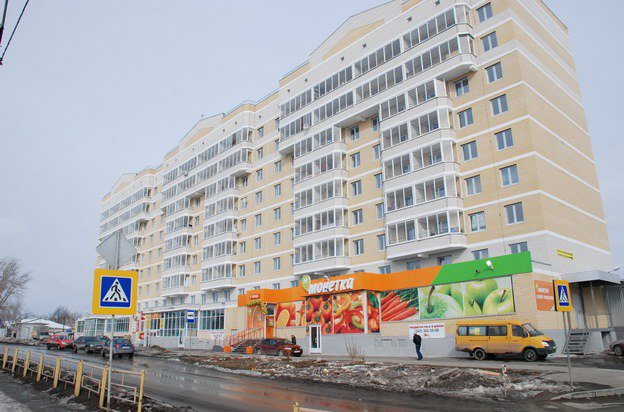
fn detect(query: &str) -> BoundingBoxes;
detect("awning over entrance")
[563,270,623,285]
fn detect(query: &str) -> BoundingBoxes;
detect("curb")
[552,387,624,400]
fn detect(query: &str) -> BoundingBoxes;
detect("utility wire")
[0,0,9,47]
[0,0,29,65]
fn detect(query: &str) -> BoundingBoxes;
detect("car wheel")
[73,347,78,354]
[473,348,487,361]
[256,348,263,355]
[128,354,134,359]
[614,345,624,357]
[523,348,538,362]
[278,350,284,357]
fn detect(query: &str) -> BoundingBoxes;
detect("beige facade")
[97,0,614,346]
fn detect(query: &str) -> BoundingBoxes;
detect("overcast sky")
[0,1,621,315]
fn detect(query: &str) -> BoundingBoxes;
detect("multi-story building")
[97,0,622,354]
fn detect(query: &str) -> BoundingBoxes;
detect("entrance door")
[309,325,321,354]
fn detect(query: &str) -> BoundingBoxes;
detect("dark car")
[610,340,624,356]
[101,338,135,358]
[255,338,303,357]
[73,336,106,354]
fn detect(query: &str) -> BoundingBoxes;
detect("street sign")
[96,231,136,268]
[187,310,195,323]
[92,269,138,315]
[553,280,573,312]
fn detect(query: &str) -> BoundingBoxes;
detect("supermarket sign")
[308,277,355,295]
[409,322,445,339]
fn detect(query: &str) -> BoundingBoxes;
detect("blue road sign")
[557,285,570,307]
[100,276,132,308]
[187,310,195,323]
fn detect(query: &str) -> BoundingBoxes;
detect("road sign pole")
[106,231,121,411]
[565,311,573,390]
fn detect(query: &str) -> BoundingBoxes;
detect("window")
[274,139,280,151]
[407,261,421,270]
[273,258,281,271]
[273,207,281,220]
[239,265,246,277]
[254,237,262,250]
[256,168,263,181]
[462,141,478,161]
[376,203,385,219]
[273,232,281,246]
[254,213,262,226]
[454,77,469,96]
[239,241,246,254]
[351,152,361,168]
[274,184,282,197]
[351,180,363,196]
[482,32,498,52]
[458,108,473,128]
[496,129,514,150]
[378,265,391,274]
[241,176,248,187]
[199,309,224,330]
[501,165,519,186]
[477,3,493,23]
[257,126,264,137]
[257,147,264,160]
[255,191,263,204]
[254,261,261,275]
[469,211,486,232]
[491,94,508,115]
[510,241,528,254]
[512,325,527,338]
[353,239,364,255]
[377,234,386,250]
[487,326,507,337]
[350,126,360,140]
[352,209,364,225]
[240,219,247,231]
[437,255,452,265]
[505,202,524,224]
[486,62,503,83]
[290,280,300,288]
[274,160,282,173]
[472,249,489,260]
[375,173,383,189]
[372,117,379,131]
[373,144,381,160]
[465,175,482,195]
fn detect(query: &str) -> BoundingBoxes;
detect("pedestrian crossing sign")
[92,269,138,315]
[553,280,573,312]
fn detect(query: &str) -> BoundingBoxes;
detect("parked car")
[255,338,303,357]
[456,320,556,362]
[101,338,135,358]
[73,336,106,354]
[610,340,624,356]
[47,334,74,350]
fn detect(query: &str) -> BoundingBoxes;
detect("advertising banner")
[534,280,555,311]
[332,292,365,334]
[409,322,445,339]
[276,301,304,327]
[367,292,381,333]
[306,295,332,334]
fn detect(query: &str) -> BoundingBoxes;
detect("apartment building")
[97,0,621,354]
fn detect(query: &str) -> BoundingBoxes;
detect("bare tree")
[0,258,31,320]
[49,305,79,327]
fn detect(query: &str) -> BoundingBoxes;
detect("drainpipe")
[589,281,599,329]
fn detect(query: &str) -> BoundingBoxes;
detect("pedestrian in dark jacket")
[291,335,297,345]
[413,332,423,360]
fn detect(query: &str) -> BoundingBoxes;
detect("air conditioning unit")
[303,123,310,130]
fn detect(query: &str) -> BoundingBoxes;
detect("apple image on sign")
[465,279,498,307]
[420,286,463,320]
[482,288,514,315]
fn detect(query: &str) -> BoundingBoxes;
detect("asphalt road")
[6,345,624,411]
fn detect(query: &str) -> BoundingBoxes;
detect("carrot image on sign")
[380,288,419,322]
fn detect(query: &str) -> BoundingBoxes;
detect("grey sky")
[0,1,621,314]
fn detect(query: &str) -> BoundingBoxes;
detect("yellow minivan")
[456,320,556,362]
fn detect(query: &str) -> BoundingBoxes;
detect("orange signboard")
[534,280,555,311]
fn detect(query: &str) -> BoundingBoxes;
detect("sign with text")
[409,322,445,339]
[553,280,573,312]
[534,280,555,311]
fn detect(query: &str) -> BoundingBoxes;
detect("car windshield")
[114,339,131,345]
[55,335,69,340]
[275,339,291,345]
[85,337,100,343]
[522,323,543,337]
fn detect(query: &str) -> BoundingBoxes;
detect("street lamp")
[607,267,621,274]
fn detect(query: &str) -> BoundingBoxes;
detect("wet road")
[6,345,624,412]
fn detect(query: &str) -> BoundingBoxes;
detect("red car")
[255,338,303,356]
[47,334,74,350]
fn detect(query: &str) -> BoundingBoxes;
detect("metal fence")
[1,345,144,411]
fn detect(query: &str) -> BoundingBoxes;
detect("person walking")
[413,332,423,360]
[291,335,297,345]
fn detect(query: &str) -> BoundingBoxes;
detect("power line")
[0,1,10,47]
[0,0,29,66]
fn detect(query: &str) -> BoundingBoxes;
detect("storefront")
[237,252,559,356]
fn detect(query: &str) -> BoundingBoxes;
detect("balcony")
[204,231,238,243]
[293,140,347,165]
[295,169,348,192]
[382,128,456,160]
[293,256,350,276]
[161,285,190,297]
[386,232,467,260]
[200,277,236,291]
[385,196,464,224]
[293,196,349,217]
[383,162,460,193]
[163,245,192,258]
[231,161,253,177]
[294,226,350,246]
[201,254,237,267]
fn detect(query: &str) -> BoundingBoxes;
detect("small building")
[10,318,71,340]
[74,314,133,340]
